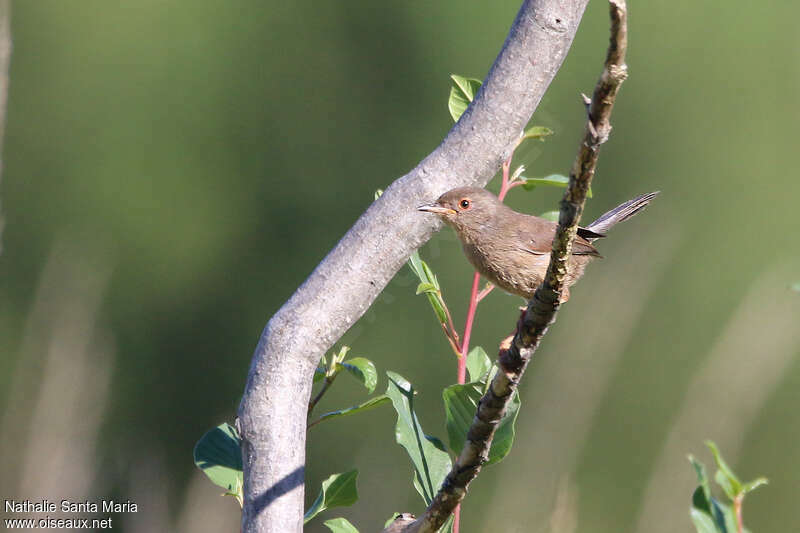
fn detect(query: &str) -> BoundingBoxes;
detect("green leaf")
[339,357,378,393]
[425,434,448,453]
[714,498,738,533]
[482,364,499,394]
[407,252,437,288]
[407,254,449,324]
[385,372,452,505]
[411,471,426,504]
[310,395,391,427]
[689,452,731,531]
[466,346,492,383]
[690,508,719,533]
[521,174,569,190]
[323,517,360,533]
[689,456,713,511]
[448,75,482,122]
[791,282,800,292]
[539,210,560,223]
[332,346,351,365]
[416,282,438,295]
[304,470,359,524]
[692,486,712,517]
[408,250,426,280]
[742,477,768,494]
[520,126,554,142]
[420,261,440,290]
[442,382,521,465]
[705,441,742,499]
[427,294,449,324]
[714,470,739,501]
[521,174,593,198]
[193,423,243,501]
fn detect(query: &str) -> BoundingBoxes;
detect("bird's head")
[418,187,504,235]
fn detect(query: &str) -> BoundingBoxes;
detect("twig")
[497,155,514,201]
[441,301,462,354]
[238,0,592,530]
[505,180,527,193]
[441,322,462,358]
[402,2,628,531]
[734,494,744,533]
[443,307,460,346]
[476,283,495,303]
[307,374,337,418]
[457,273,482,383]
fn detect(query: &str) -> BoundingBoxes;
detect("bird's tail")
[584,191,659,237]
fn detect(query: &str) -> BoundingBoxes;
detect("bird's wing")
[515,220,602,257]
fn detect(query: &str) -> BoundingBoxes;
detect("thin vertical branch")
[734,495,744,533]
[306,375,336,418]
[498,156,513,201]
[398,2,628,531]
[458,273,481,383]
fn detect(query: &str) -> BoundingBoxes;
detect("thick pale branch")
[403,2,628,532]
[238,1,591,531]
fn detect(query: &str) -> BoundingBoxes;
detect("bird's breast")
[461,241,549,298]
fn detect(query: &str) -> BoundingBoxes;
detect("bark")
[238,1,591,531]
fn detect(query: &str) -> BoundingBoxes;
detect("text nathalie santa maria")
[5,500,138,513]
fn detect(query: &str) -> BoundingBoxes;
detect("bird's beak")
[417,203,457,215]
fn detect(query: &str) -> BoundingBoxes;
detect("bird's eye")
[459,199,471,209]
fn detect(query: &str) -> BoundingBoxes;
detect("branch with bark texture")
[397,2,628,532]
[238,1,591,531]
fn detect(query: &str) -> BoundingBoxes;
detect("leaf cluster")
[689,441,768,533]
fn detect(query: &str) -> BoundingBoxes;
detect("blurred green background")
[1,0,799,531]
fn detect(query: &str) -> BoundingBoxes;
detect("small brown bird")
[418,187,658,302]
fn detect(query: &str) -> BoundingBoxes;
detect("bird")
[418,187,658,302]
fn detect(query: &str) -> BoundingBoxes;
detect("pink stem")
[734,495,744,533]
[504,180,525,193]
[458,272,481,383]
[476,284,495,303]
[454,153,515,533]
[498,158,512,200]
